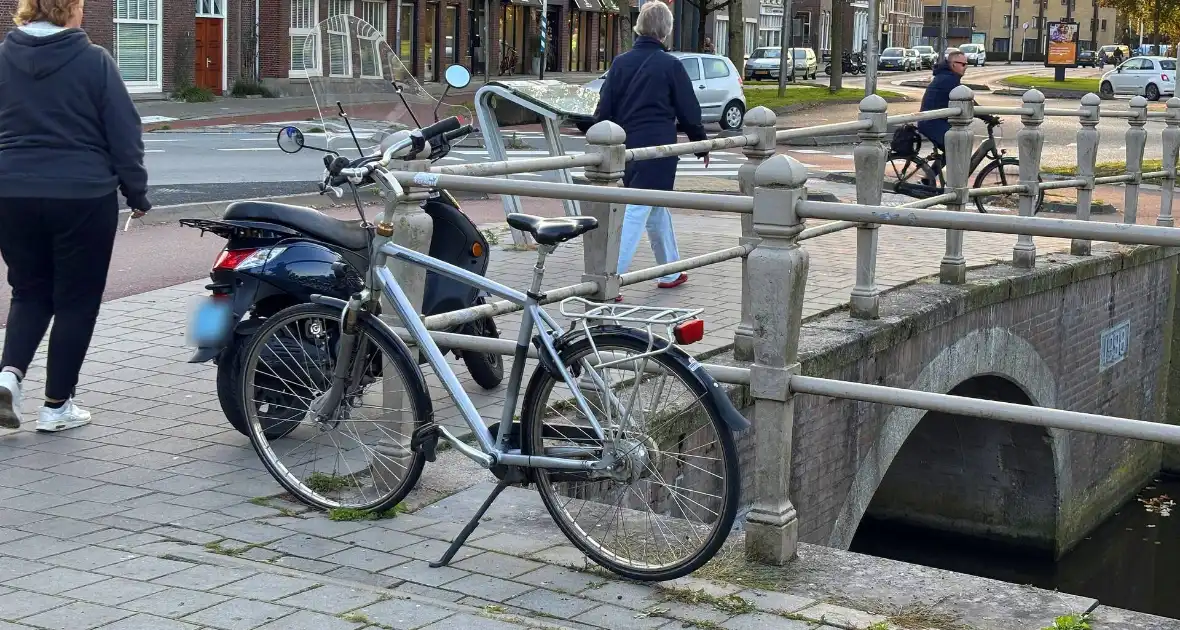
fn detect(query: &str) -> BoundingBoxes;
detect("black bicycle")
[886,115,1045,214]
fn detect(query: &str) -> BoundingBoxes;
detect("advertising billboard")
[1045,21,1079,67]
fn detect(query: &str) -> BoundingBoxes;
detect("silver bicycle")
[237,116,749,581]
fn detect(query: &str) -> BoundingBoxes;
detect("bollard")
[1159,98,1180,228]
[734,106,778,362]
[850,94,888,319]
[374,158,434,493]
[1125,95,1148,225]
[1072,93,1102,255]
[940,85,974,285]
[1013,89,1045,269]
[580,121,627,301]
[744,154,808,565]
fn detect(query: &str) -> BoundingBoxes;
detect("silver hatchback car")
[580,52,748,131]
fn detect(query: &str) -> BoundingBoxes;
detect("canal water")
[851,474,1180,619]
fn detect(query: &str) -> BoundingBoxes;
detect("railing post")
[850,94,888,319]
[940,85,974,285]
[1013,89,1045,269]
[580,121,626,301]
[734,106,778,362]
[1159,97,1180,228]
[744,154,808,565]
[1072,93,1102,255]
[1125,95,1148,225]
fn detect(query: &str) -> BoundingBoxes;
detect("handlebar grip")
[417,116,462,141]
[442,124,474,143]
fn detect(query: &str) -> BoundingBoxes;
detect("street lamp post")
[865,0,879,95]
[938,0,948,56]
[1007,0,1016,63]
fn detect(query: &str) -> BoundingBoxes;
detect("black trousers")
[0,194,118,401]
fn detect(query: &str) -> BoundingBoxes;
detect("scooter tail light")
[213,248,258,271]
[673,319,705,345]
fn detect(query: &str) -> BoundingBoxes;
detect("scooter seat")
[506,213,598,246]
[224,201,369,251]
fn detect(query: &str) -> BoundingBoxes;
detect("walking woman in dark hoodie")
[0,0,150,432]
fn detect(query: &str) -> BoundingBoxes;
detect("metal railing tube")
[626,134,754,162]
[968,185,1025,197]
[422,281,599,331]
[799,220,859,240]
[387,171,754,214]
[886,107,961,126]
[795,200,1180,246]
[434,153,603,177]
[1042,107,1085,117]
[776,119,874,141]
[1038,178,1088,191]
[790,375,1180,446]
[618,243,754,286]
[899,192,957,208]
[1095,174,1137,185]
[973,106,1034,116]
[1143,170,1170,180]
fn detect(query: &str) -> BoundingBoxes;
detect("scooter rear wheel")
[463,316,505,389]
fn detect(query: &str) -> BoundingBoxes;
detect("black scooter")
[181,93,502,439]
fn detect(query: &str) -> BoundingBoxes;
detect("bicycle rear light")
[673,319,705,345]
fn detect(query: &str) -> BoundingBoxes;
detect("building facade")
[921,0,1118,54]
[707,0,831,59]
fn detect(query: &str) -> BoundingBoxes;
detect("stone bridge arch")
[825,327,1071,552]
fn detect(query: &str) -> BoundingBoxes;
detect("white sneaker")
[36,399,91,433]
[0,371,21,429]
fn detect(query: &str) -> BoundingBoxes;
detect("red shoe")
[614,294,624,302]
[657,273,688,289]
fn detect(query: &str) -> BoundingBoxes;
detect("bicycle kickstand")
[430,480,511,568]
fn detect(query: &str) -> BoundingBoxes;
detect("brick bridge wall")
[723,245,1180,559]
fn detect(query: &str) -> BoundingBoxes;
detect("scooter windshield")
[301,14,473,158]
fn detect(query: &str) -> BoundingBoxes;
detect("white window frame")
[714,14,729,57]
[290,0,321,77]
[358,0,388,79]
[327,0,355,78]
[743,19,757,57]
[114,0,163,93]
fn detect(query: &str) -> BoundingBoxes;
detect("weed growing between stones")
[327,503,405,521]
[1042,613,1092,630]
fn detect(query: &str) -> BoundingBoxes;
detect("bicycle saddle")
[506,213,598,246]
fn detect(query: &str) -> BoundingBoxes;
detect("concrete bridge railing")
[372,86,1180,568]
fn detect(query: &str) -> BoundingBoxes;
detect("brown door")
[194,18,223,94]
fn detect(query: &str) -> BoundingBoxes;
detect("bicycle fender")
[554,324,751,433]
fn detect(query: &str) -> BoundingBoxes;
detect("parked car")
[581,53,748,130]
[913,45,938,68]
[903,48,923,71]
[744,47,793,81]
[878,47,909,71]
[790,47,819,80]
[1100,55,1176,101]
[1078,49,1097,67]
[959,43,986,66]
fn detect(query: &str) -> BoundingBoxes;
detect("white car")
[959,43,986,66]
[1101,55,1177,101]
[744,47,793,82]
[580,53,748,131]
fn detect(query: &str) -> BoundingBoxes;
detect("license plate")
[186,297,233,348]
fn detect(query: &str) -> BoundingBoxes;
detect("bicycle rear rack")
[559,297,704,367]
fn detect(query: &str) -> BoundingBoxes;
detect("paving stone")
[451,552,543,579]
[268,556,336,574]
[0,536,84,561]
[147,527,224,546]
[67,577,167,606]
[41,546,136,572]
[574,603,672,629]
[173,512,243,531]
[3,492,71,512]
[94,515,166,533]
[373,513,443,533]
[4,566,110,595]
[17,601,132,630]
[517,565,605,595]
[237,547,283,563]
[736,589,817,614]
[264,535,350,560]
[354,597,453,629]
[215,503,281,520]
[0,510,50,529]
[795,603,888,629]
[118,504,206,526]
[122,587,230,618]
[153,565,258,591]
[253,609,363,630]
[212,573,321,601]
[43,459,127,479]
[443,573,533,603]
[391,538,482,564]
[41,500,125,520]
[395,581,464,602]
[468,532,561,556]
[281,517,371,539]
[0,589,69,619]
[319,547,409,573]
[581,580,663,610]
[95,556,191,581]
[0,621,37,630]
[324,566,403,589]
[94,612,201,630]
[274,583,385,615]
[21,517,110,540]
[505,587,598,619]
[0,558,51,583]
[336,527,426,554]
[208,522,288,545]
[721,612,813,630]
[165,491,250,511]
[99,533,166,551]
[418,613,527,630]
[382,559,469,588]
[70,484,154,505]
[5,452,77,470]
[72,528,132,546]
[93,467,174,487]
[181,598,294,630]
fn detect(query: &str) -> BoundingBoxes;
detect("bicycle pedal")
[411,423,440,463]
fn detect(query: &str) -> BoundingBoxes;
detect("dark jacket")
[592,36,708,191]
[0,26,150,209]
[916,62,961,150]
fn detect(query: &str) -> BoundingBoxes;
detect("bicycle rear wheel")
[973,157,1045,214]
[238,303,432,512]
[520,327,741,581]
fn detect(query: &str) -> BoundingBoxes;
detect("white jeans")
[617,204,683,284]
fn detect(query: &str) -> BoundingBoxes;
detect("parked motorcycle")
[822,51,863,76]
[182,23,502,438]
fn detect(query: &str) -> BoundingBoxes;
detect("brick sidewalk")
[0,199,1121,630]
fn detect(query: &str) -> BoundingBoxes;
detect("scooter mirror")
[277,126,305,153]
[444,65,472,89]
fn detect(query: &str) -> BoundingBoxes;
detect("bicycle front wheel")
[520,327,741,581]
[973,157,1045,214]
[238,303,432,512]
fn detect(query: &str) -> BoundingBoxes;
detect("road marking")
[791,149,828,154]
[145,149,165,153]
[831,154,854,160]
[144,139,182,143]
[217,147,282,151]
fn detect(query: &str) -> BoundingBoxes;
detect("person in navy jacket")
[591,0,708,300]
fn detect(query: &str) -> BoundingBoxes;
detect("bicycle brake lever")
[324,185,344,199]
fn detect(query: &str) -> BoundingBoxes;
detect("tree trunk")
[727,1,744,72]
[830,0,845,92]
[1155,0,1162,48]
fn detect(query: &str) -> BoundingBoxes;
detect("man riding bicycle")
[914,49,998,177]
